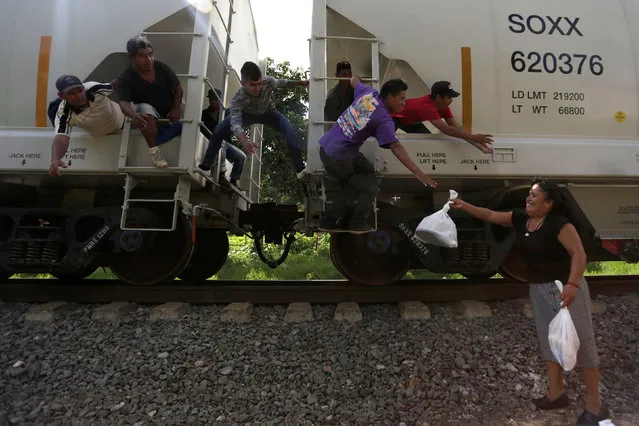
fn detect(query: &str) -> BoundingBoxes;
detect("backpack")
[47,98,63,126]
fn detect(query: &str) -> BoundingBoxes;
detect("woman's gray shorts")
[529,277,600,368]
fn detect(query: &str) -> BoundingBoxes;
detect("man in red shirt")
[392,81,493,153]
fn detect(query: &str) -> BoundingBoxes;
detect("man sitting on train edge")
[200,88,246,189]
[198,61,308,180]
[116,36,184,168]
[48,75,126,177]
[318,76,438,233]
[324,61,355,122]
[391,80,494,153]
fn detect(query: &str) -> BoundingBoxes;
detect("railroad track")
[0,275,637,305]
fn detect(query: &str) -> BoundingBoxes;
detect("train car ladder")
[116,0,238,231]
[120,173,191,232]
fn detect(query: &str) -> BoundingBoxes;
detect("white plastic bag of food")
[414,190,458,248]
[548,280,580,371]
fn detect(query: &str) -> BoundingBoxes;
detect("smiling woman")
[447,178,611,425]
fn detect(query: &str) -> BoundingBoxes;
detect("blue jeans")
[200,110,304,172]
[220,141,246,180]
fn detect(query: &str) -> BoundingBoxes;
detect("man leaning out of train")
[116,35,184,168]
[448,178,611,426]
[391,81,494,153]
[48,75,126,176]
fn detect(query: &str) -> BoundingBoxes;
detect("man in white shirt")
[49,75,127,176]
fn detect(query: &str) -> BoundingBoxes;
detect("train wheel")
[178,229,229,282]
[498,250,528,283]
[330,226,408,285]
[109,214,193,285]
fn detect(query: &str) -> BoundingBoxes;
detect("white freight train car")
[306,0,639,284]
[0,0,303,285]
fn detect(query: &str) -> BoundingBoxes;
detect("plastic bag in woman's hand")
[548,280,580,371]
[414,190,458,248]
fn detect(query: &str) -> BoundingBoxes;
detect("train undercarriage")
[0,176,631,286]
[0,180,305,286]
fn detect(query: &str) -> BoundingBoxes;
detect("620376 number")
[511,51,603,76]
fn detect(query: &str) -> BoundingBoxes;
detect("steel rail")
[0,276,637,305]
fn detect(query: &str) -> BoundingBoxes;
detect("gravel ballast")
[0,294,638,425]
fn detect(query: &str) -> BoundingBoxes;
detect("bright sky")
[251,0,312,70]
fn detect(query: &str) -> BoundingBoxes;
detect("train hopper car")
[305,0,639,284]
[0,0,302,285]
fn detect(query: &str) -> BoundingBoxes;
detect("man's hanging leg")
[132,103,166,168]
[260,110,306,177]
[343,154,378,231]
[199,116,234,171]
[319,148,355,230]
[225,142,247,188]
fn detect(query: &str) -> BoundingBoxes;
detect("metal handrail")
[203,77,224,104]
[212,1,233,42]
[207,37,231,75]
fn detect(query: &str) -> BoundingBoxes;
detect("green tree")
[258,57,308,204]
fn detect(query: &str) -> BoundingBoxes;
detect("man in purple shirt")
[319,77,438,232]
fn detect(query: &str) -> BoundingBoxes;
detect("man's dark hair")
[208,88,222,99]
[380,79,408,101]
[126,36,153,55]
[241,61,262,82]
[336,61,351,74]
[532,177,566,215]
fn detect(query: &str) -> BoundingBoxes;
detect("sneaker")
[149,147,168,168]
[576,402,610,425]
[296,166,308,180]
[198,164,212,172]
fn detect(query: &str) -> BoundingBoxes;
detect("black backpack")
[47,97,63,126]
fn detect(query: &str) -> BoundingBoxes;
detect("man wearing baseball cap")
[391,80,493,153]
[48,75,126,176]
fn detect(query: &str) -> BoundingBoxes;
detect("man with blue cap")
[48,75,126,176]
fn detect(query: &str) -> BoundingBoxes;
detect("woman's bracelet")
[566,281,580,288]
